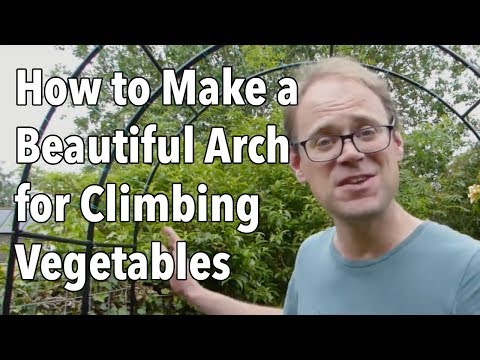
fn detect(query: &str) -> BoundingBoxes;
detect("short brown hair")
[283,56,400,144]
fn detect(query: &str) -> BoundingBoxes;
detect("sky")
[0,45,85,174]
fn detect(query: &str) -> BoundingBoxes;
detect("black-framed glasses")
[291,118,396,162]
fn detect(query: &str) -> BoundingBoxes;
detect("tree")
[0,164,17,207]
[432,145,480,239]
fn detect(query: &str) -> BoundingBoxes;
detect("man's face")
[290,76,404,222]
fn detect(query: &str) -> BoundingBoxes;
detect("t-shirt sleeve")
[453,249,480,315]
[283,274,299,315]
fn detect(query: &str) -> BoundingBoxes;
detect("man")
[162,56,480,315]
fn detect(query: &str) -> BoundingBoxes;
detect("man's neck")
[332,202,423,261]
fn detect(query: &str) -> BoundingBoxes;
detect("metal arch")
[435,45,480,79]
[362,64,480,142]
[463,98,480,119]
[433,45,480,118]
[2,45,104,315]
[4,44,480,315]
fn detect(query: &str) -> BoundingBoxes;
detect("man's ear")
[290,146,307,183]
[392,130,404,162]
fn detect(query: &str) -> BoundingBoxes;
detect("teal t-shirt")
[283,221,480,315]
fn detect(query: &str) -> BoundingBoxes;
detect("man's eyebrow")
[307,115,383,138]
[308,123,338,137]
[350,115,384,125]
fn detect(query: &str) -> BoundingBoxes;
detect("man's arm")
[162,227,282,315]
[183,285,283,315]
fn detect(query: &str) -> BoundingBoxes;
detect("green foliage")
[432,145,480,239]
[0,164,18,207]
[402,115,467,182]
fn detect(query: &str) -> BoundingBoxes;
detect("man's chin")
[331,199,384,221]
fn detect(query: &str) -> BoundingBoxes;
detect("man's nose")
[336,139,364,163]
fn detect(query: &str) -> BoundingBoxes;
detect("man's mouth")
[337,175,374,187]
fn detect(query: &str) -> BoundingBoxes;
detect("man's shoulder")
[297,226,335,255]
[422,220,479,244]
[420,220,480,256]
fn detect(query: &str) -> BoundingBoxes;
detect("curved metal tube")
[2,45,104,315]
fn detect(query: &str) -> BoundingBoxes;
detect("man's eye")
[357,127,377,137]
[315,137,334,147]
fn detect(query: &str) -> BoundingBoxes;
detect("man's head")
[285,57,405,222]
